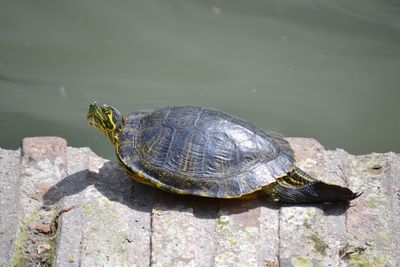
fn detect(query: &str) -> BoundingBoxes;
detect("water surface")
[1,0,399,159]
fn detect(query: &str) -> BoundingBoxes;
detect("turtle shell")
[117,106,295,198]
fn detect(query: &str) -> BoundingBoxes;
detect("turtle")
[87,102,361,203]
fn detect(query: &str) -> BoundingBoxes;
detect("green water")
[1,0,399,159]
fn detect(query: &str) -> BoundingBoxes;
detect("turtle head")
[87,102,124,144]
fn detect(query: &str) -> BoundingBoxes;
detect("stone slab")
[47,147,156,267]
[0,148,21,267]
[345,152,400,266]
[215,199,263,267]
[280,139,351,266]
[1,136,399,266]
[13,137,68,266]
[151,203,196,267]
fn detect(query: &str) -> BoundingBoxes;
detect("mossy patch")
[11,212,40,266]
[306,209,316,218]
[229,239,238,247]
[11,205,63,267]
[340,243,386,267]
[214,213,259,266]
[12,226,30,267]
[309,233,328,255]
[348,255,375,267]
[367,197,378,208]
[292,256,312,267]
[217,215,230,229]
[83,203,95,215]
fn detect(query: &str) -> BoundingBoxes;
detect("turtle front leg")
[266,167,362,204]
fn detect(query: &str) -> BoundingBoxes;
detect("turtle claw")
[351,191,363,200]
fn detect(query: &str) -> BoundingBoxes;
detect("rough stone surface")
[16,137,68,266]
[345,152,400,266]
[279,139,351,266]
[215,199,263,267]
[1,136,399,267]
[46,147,155,267]
[151,203,196,267]
[0,148,20,267]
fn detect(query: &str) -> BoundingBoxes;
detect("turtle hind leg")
[267,167,362,204]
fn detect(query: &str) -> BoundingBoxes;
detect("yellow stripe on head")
[87,102,124,145]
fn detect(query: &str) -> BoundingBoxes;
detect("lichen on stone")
[214,212,259,266]
[291,256,312,267]
[83,203,95,215]
[309,233,328,256]
[11,206,61,267]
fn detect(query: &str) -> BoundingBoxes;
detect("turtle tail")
[268,167,362,204]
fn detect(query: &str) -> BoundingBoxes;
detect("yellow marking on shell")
[192,192,261,199]
[116,149,190,195]
[147,145,152,153]
[146,130,163,154]
[154,182,163,189]
[146,137,161,154]
[179,133,194,173]
[175,189,189,195]
[116,152,151,186]
[183,140,192,172]
[188,143,196,175]
[128,170,154,187]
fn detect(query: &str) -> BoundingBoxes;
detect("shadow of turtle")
[43,160,348,218]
